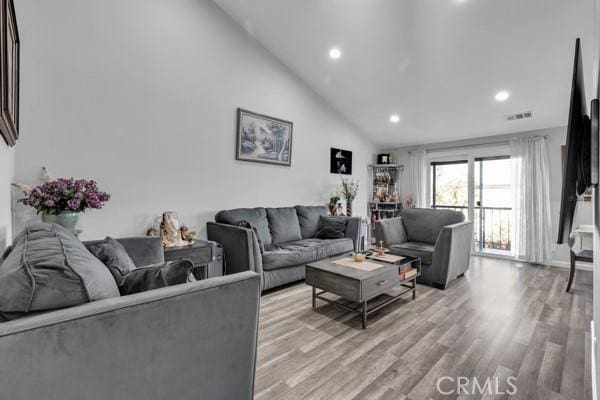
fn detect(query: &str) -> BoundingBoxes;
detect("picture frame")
[236,108,293,166]
[330,147,353,175]
[0,0,18,147]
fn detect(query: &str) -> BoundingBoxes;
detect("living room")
[0,0,599,399]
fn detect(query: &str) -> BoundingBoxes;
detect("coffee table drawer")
[306,267,360,302]
[362,269,398,300]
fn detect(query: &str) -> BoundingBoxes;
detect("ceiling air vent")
[505,111,533,121]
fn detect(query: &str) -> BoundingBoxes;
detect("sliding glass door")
[473,156,511,254]
[431,154,512,255]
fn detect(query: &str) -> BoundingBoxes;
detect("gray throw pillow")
[316,216,347,239]
[87,237,137,279]
[0,223,120,320]
[295,205,329,238]
[117,259,194,295]
[236,220,265,253]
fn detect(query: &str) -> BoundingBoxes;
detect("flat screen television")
[557,38,593,244]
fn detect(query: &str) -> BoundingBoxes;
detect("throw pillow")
[315,216,347,239]
[0,223,120,320]
[237,220,265,253]
[87,237,137,280]
[116,259,194,296]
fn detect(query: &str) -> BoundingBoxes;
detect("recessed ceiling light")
[495,91,510,102]
[389,114,400,123]
[329,47,341,60]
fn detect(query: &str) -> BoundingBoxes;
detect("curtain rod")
[404,134,549,154]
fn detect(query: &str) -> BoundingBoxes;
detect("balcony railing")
[431,205,512,252]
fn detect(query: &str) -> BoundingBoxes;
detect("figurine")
[180,225,197,242]
[160,211,186,247]
[146,227,158,237]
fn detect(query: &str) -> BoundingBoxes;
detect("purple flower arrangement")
[19,178,110,215]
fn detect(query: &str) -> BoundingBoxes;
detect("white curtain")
[407,149,428,208]
[510,136,554,263]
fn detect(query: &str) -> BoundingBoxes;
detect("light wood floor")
[255,256,592,400]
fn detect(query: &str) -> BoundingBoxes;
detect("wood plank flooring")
[255,256,593,400]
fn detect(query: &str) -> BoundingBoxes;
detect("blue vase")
[42,211,80,234]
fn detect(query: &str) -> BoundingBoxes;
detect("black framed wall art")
[330,148,352,175]
[236,108,293,166]
[0,0,18,147]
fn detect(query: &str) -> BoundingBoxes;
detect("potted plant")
[339,177,359,217]
[18,178,110,233]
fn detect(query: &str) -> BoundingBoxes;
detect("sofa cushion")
[316,216,347,239]
[86,237,137,279]
[215,207,272,247]
[116,259,194,295]
[295,205,328,238]
[266,207,302,245]
[400,208,464,244]
[0,223,120,317]
[391,241,435,265]
[235,220,265,253]
[262,238,353,270]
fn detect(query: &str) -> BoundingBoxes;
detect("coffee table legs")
[362,300,368,329]
[312,286,316,309]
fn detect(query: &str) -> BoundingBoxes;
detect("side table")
[164,240,223,280]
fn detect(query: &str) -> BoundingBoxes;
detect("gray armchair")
[0,236,261,400]
[374,208,473,289]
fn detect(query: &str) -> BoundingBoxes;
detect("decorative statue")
[180,225,197,242]
[160,211,186,247]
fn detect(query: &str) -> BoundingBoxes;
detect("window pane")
[432,162,468,207]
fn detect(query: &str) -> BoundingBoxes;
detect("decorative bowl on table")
[352,252,366,262]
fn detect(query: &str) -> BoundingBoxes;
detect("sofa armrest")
[207,222,263,278]
[0,271,261,400]
[374,217,408,247]
[342,217,362,251]
[432,221,474,288]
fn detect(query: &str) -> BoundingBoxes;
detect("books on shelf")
[399,267,418,280]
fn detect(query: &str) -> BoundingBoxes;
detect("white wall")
[0,142,14,249]
[13,0,376,240]
[390,126,591,266]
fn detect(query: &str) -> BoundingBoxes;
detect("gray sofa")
[0,236,261,400]
[374,208,473,289]
[207,205,361,291]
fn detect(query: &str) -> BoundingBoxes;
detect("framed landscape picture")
[330,147,352,175]
[0,0,18,147]
[236,108,293,166]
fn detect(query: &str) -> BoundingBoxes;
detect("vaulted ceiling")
[213,0,595,147]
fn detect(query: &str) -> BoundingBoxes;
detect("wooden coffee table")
[305,254,421,329]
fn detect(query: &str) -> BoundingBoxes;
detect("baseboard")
[472,252,593,271]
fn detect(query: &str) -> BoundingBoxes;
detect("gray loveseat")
[207,205,360,291]
[0,236,261,400]
[374,208,473,289]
